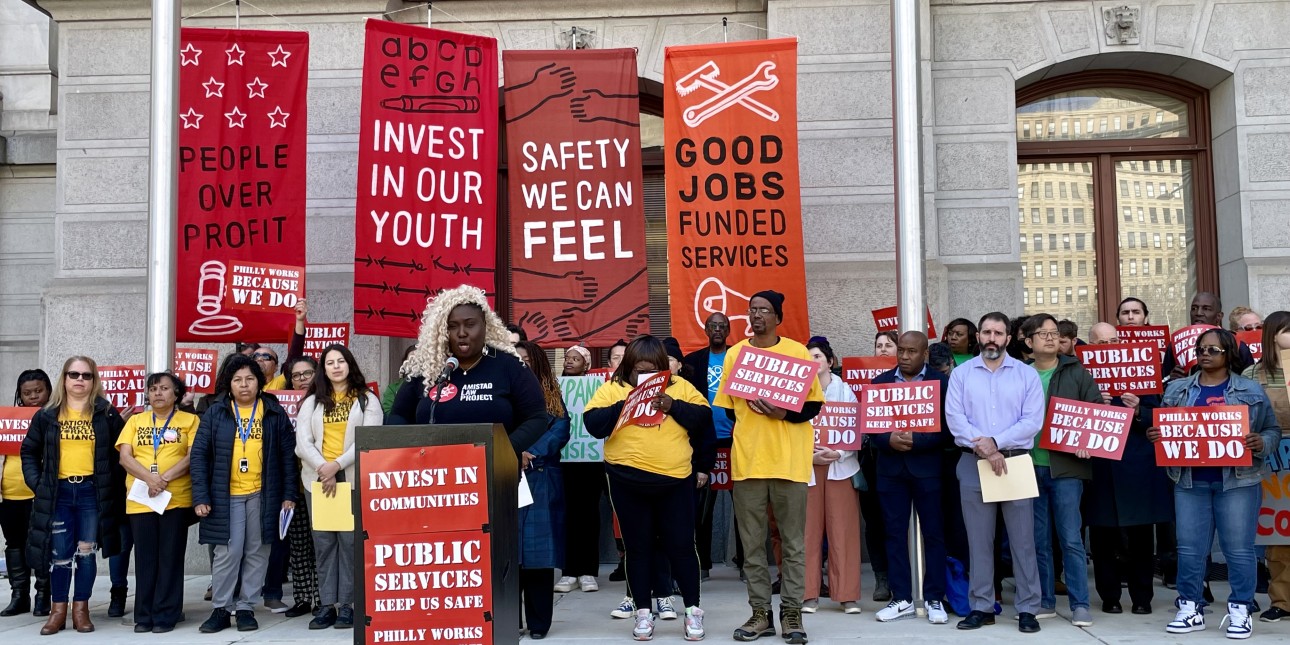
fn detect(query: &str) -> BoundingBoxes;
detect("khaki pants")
[804,468,862,603]
[734,478,808,610]
[1269,545,1290,611]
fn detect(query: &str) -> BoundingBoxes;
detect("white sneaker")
[554,576,578,593]
[876,599,916,622]
[633,608,655,641]
[801,599,818,614]
[656,597,677,620]
[684,606,705,641]
[579,575,599,592]
[611,596,636,619]
[925,600,948,624]
[1167,599,1206,634]
[1222,602,1252,640]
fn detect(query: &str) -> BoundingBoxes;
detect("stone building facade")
[3,0,1290,390]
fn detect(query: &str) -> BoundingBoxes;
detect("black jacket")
[681,347,718,398]
[190,393,297,546]
[1027,354,1104,479]
[1086,393,1174,526]
[870,365,950,479]
[21,398,126,571]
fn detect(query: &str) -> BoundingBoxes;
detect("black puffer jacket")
[190,393,297,546]
[21,397,126,571]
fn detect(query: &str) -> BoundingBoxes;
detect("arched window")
[1016,71,1216,331]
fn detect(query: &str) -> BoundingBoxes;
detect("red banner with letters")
[1153,405,1251,467]
[361,444,490,536]
[1171,324,1220,373]
[177,28,308,343]
[710,448,732,490]
[1117,325,1171,355]
[614,371,670,430]
[840,356,897,397]
[870,306,937,337]
[1039,397,1133,460]
[718,345,816,412]
[664,39,807,350]
[304,323,351,359]
[1075,342,1162,395]
[857,380,941,433]
[267,390,305,428]
[354,21,498,337]
[364,530,493,644]
[1237,330,1263,363]
[0,407,37,455]
[503,49,649,347]
[173,348,218,395]
[812,402,861,450]
[100,365,147,414]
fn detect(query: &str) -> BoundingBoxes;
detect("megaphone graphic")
[695,277,753,338]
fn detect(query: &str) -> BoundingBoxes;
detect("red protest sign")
[857,380,941,433]
[267,390,305,429]
[364,529,492,644]
[870,306,937,337]
[367,381,381,399]
[304,323,350,359]
[1153,405,1251,467]
[1171,324,1219,373]
[587,368,613,380]
[361,444,490,537]
[100,365,147,414]
[173,348,218,394]
[614,371,670,431]
[1237,330,1263,362]
[503,49,650,347]
[719,345,817,412]
[710,448,732,490]
[224,261,303,313]
[1117,325,1170,355]
[1076,342,1162,395]
[840,356,897,397]
[812,402,861,450]
[354,21,499,338]
[177,28,308,343]
[0,407,37,455]
[1039,397,1133,460]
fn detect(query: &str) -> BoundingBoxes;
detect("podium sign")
[356,424,519,645]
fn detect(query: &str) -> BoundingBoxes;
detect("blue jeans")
[1175,481,1261,607]
[50,480,99,603]
[1032,467,1090,610]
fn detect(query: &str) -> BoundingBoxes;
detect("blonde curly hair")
[402,285,519,393]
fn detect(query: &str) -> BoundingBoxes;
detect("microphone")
[434,357,460,385]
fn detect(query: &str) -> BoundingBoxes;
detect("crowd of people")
[2,288,1288,642]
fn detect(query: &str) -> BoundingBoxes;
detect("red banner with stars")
[176,28,308,343]
[353,21,500,338]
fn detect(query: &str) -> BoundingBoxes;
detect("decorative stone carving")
[1103,5,1140,45]
[560,27,595,50]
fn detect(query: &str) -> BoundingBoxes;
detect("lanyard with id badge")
[233,399,259,475]
[150,408,178,475]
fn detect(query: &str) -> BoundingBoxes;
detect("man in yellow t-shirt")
[714,290,823,644]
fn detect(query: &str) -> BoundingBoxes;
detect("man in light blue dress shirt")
[945,312,1046,633]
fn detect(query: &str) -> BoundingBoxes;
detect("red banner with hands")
[177,28,308,343]
[0,407,37,455]
[354,21,499,337]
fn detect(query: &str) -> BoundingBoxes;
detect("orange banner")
[664,39,807,350]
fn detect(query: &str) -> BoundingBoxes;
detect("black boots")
[0,548,30,616]
[32,572,50,617]
[107,585,128,618]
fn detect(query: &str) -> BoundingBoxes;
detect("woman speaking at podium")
[387,285,548,456]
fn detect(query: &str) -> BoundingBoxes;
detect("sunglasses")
[1242,324,1263,332]
[1196,346,1225,356]
[253,353,278,362]
[65,371,95,381]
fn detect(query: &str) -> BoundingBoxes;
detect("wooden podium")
[353,423,520,645]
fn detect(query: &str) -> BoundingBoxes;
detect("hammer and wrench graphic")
[675,60,780,127]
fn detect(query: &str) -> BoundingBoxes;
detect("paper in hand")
[279,507,294,540]
[977,454,1040,503]
[128,479,172,515]
[518,471,534,508]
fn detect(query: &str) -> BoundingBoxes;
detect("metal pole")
[145,0,180,374]
[892,0,927,615]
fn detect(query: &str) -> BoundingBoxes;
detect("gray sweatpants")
[211,493,271,612]
[956,454,1042,615]
[307,491,355,606]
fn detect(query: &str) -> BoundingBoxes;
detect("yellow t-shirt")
[322,392,355,462]
[1,457,33,501]
[713,338,826,483]
[586,378,710,479]
[57,407,96,479]
[115,409,200,513]
[263,374,286,391]
[230,402,265,495]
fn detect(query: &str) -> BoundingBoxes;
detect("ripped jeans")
[50,479,99,603]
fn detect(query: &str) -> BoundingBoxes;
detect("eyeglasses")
[748,307,775,316]
[291,370,315,381]
[1196,346,1225,356]
[65,371,94,381]
[1242,324,1263,332]
[705,322,730,330]
[1029,331,1060,340]
[253,353,277,362]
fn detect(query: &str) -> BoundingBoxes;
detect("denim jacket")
[1160,372,1283,491]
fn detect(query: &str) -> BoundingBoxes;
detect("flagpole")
[146,0,180,373]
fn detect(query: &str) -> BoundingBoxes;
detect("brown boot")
[39,602,67,635]
[70,600,93,633]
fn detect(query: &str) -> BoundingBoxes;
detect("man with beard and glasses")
[946,312,1046,634]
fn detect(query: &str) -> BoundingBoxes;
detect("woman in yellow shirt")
[115,372,199,633]
[21,356,127,635]
[1,369,50,617]
[584,336,715,642]
[295,344,381,629]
